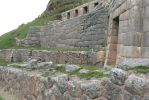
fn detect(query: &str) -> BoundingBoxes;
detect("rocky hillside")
[0,0,91,49]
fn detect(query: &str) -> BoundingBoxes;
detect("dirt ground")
[0,89,19,100]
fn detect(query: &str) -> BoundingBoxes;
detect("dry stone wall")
[21,4,108,48]
[0,67,149,100]
[0,49,101,65]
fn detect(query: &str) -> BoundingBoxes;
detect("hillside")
[0,0,91,49]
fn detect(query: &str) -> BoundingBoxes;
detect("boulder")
[65,64,80,72]
[45,85,62,100]
[125,75,149,95]
[105,81,123,100]
[67,81,82,98]
[110,68,128,85]
[28,59,38,68]
[49,74,69,94]
[79,69,90,74]
[80,80,105,99]
[37,61,53,69]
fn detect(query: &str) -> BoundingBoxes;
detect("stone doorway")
[108,16,119,65]
[83,6,89,14]
[67,12,70,19]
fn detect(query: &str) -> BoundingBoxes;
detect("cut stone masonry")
[18,0,149,67]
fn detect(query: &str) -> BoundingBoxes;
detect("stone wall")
[0,67,149,100]
[21,3,108,48]
[61,0,100,20]
[0,49,102,65]
[105,0,149,66]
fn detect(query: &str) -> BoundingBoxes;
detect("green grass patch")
[125,66,149,74]
[77,71,110,79]
[80,65,99,71]
[0,16,56,49]
[0,59,10,66]
[42,71,51,77]
[0,96,4,100]
[54,65,66,72]
[68,67,110,79]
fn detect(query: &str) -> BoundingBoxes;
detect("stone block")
[122,46,141,57]
[128,6,142,32]
[142,47,149,57]
[120,10,129,21]
[124,32,141,46]
[143,32,149,47]
[117,44,124,57]
[118,33,126,44]
[143,6,149,18]
[143,18,149,32]
[143,0,149,6]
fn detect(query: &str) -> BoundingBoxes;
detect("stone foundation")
[0,67,149,100]
[117,58,149,68]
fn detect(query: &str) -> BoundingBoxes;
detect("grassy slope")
[0,0,91,49]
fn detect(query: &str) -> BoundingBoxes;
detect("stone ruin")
[17,0,149,67]
[0,66,149,100]
[19,0,108,49]
[0,0,149,99]
[61,0,100,21]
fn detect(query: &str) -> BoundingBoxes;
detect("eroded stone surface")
[0,67,149,100]
[110,68,128,85]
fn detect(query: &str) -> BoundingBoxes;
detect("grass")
[42,71,51,77]
[125,66,149,74]
[0,59,10,66]
[0,96,4,100]
[0,16,56,49]
[42,64,110,79]
[77,71,110,79]
[80,65,99,71]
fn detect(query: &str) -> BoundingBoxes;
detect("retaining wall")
[0,67,149,100]
[0,49,102,65]
[20,4,108,48]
